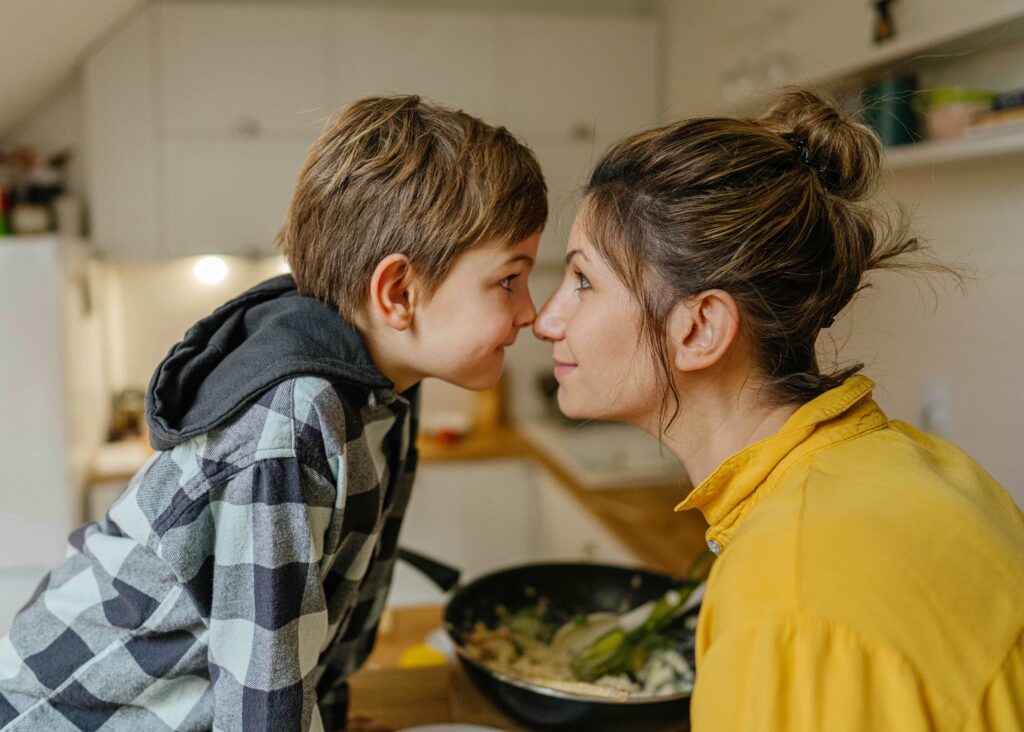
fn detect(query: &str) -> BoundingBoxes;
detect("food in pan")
[462,587,699,700]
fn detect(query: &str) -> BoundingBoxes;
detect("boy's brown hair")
[279,95,548,318]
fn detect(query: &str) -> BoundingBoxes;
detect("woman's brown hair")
[583,87,952,423]
[280,95,547,318]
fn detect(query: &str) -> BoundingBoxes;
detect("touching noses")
[533,295,566,342]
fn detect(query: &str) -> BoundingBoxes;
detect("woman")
[534,89,1024,731]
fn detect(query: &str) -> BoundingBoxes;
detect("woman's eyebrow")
[565,249,591,265]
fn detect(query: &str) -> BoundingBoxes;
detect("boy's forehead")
[467,233,539,267]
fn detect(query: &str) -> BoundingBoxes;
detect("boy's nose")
[514,293,537,329]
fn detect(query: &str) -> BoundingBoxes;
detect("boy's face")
[413,232,540,390]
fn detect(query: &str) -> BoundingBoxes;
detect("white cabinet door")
[159,3,329,134]
[526,133,619,264]
[495,14,658,137]
[389,458,540,606]
[329,7,501,121]
[388,459,640,606]
[162,134,311,257]
[83,8,161,259]
[534,470,637,565]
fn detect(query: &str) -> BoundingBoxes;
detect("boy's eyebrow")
[504,254,535,266]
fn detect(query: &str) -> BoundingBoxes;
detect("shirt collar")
[674,375,886,553]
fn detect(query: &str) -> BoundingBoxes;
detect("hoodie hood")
[146,275,392,451]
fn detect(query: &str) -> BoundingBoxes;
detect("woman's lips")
[553,360,576,378]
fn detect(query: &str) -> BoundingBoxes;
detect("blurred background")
[2,0,1023,634]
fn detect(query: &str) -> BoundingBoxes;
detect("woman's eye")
[574,271,591,292]
[500,274,519,291]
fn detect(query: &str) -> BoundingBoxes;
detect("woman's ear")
[667,290,740,372]
[369,254,417,331]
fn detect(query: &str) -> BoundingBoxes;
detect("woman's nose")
[533,296,566,342]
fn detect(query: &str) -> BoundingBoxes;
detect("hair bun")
[759,88,882,201]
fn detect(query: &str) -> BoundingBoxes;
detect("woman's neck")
[653,379,800,487]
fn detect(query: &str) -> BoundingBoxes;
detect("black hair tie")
[784,133,814,167]
[782,133,839,193]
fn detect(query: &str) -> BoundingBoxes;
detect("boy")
[0,96,546,731]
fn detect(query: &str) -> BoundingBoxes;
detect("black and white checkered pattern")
[0,375,418,731]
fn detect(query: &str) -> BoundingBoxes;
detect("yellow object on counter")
[677,375,1024,732]
[398,643,448,669]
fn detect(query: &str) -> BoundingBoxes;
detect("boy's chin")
[444,368,502,392]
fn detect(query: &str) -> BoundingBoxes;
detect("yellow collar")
[675,375,887,552]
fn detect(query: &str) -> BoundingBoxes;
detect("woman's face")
[533,212,663,424]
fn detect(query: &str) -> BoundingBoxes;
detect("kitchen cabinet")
[83,7,161,260]
[526,133,620,264]
[82,1,659,261]
[495,14,659,138]
[159,3,329,135]
[389,458,639,606]
[390,458,540,606]
[329,7,502,123]
[533,469,636,564]
[161,135,309,257]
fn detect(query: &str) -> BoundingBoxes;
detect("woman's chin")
[556,389,595,421]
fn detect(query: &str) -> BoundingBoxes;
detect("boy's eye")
[500,274,519,291]
[573,271,591,292]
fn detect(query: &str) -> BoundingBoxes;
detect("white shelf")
[885,126,1024,169]
[810,5,1024,89]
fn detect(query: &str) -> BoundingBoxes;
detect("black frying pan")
[398,549,696,731]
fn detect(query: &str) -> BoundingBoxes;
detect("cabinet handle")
[236,117,261,137]
[570,122,596,142]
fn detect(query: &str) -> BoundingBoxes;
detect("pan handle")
[397,546,462,593]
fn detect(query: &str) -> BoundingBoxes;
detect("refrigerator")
[0,236,109,634]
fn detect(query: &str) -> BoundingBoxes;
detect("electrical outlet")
[920,384,955,439]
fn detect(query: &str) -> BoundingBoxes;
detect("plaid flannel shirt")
[0,375,418,731]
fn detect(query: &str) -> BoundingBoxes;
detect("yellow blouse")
[677,375,1024,731]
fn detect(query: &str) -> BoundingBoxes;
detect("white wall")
[103,256,288,392]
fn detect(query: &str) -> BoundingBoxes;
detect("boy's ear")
[369,254,417,331]
[666,289,740,372]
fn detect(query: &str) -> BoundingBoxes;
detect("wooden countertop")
[418,424,531,462]
[349,604,528,730]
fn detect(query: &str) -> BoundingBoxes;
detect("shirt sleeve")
[157,457,336,732]
[690,615,946,732]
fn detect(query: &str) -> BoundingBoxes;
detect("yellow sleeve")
[690,615,949,732]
